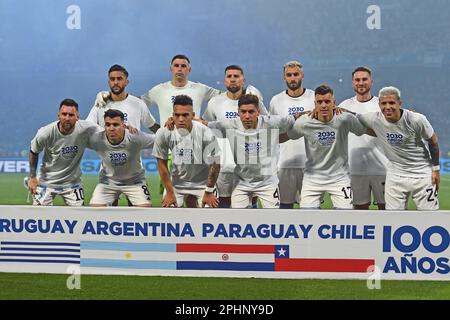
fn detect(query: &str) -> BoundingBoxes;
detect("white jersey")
[141,80,220,124]
[338,96,387,175]
[269,88,315,168]
[202,86,268,173]
[30,120,100,187]
[287,113,367,182]
[357,109,434,178]
[87,131,155,185]
[86,94,156,130]
[152,121,220,189]
[208,115,295,190]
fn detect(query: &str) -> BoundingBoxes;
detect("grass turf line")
[0,273,449,300]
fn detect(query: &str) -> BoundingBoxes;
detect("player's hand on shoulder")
[193,118,208,126]
[335,107,354,115]
[125,125,138,134]
[95,91,111,108]
[164,117,175,131]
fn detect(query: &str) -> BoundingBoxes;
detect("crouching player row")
[28,85,440,210]
[28,100,156,207]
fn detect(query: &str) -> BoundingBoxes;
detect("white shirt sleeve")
[152,129,169,160]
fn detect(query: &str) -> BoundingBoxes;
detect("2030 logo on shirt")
[224,111,239,119]
[386,133,404,146]
[175,148,193,162]
[317,131,336,146]
[288,106,304,115]
[244,142,261,154]
[109,152,127,166]
[61,146,79,159]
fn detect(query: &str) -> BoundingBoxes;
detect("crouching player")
[152,95,221,208]
[88,109,155,207]
[285,85,371,209]
[28,98,100,206]
[356,86,440,210]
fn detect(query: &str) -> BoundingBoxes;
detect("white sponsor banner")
[0,205,449,280]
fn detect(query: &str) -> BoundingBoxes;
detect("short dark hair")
[108,64,129,78]
[315,84,334,96]
[225,64,244,75]
[173,95,193,108]
[59,98,78,110]
[352,66,372,78]
[171,54,190,64]
[104,109,125,120]
[238,94,259,108]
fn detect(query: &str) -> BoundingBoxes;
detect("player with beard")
[87,64,159,132]
[93,55,220,126]
[269,61,315,209]
[338,66,388,210]
[202,65,267,208]
[28,99,101,206]
[92,56,221,201]
[87,64,159,206]
[356,86,440,210]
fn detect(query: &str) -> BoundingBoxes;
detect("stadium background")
[0,0,449,300]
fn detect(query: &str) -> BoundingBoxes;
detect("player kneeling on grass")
[28,98,101,206]
[153,94,221,208]
[356,86,440,210]
[88,109,155,207]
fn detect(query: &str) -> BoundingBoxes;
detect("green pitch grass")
[0,174,449,300]
[0,273,449,300]
[1,173,449,209]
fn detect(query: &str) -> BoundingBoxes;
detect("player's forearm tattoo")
[207,163,220,188]
[429,140,440,166]
[29,150,39,178]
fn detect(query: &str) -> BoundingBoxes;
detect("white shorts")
[278,168,304,204]
[231,184,280,208]
[90,183,152,206]
[351,175,386,205]
[216,172,239,198]
[300,177,353,209]
[171,187,206,208]
[33,183,84,206]
[385,174,439,211]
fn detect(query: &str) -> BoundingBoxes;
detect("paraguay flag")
[80,241,374,273]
